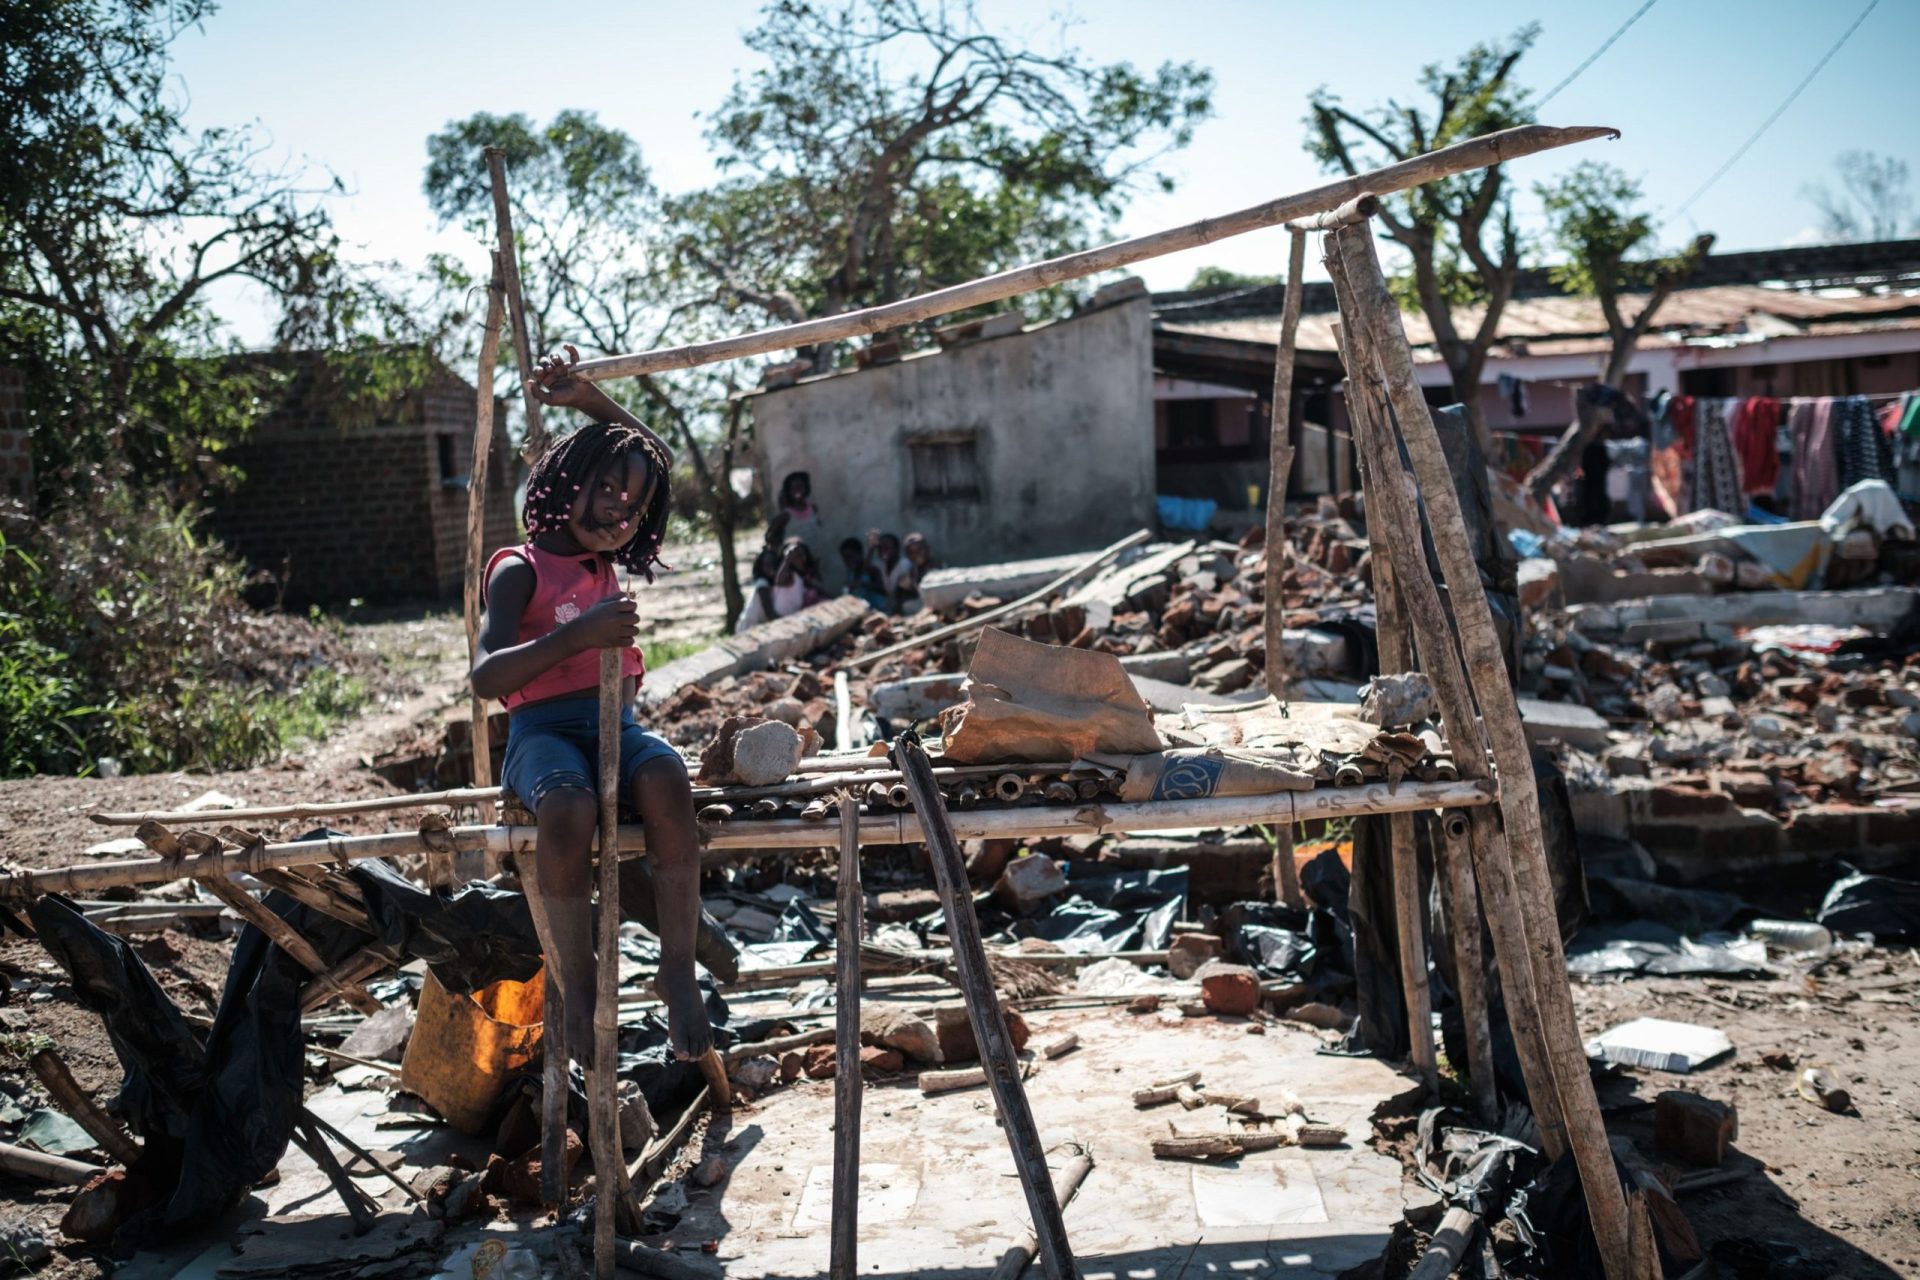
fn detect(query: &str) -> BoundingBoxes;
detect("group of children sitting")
[731,471,938,634]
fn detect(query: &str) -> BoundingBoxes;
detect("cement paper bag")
[1099,747,1317,803]
[940,627,1164,764]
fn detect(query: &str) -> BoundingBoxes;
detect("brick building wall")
[205,358,522,606]
[0,367,31,504]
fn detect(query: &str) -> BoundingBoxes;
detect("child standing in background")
[471,346,712,1065]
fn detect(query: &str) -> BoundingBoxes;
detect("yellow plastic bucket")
[400,968,547,1135]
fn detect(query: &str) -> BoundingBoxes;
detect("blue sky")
[169,0,1918,345]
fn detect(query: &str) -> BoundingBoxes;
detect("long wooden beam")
[8,781,1496,899]
[570,125,1613,381]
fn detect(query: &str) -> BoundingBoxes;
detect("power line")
[1674,0,1880,217]
[1536,0,1660,109]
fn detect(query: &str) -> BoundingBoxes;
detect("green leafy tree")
[672,0,1214,365]
[0,0,427,504]
[1522,162,1712,502]
[1305,26,1537,445]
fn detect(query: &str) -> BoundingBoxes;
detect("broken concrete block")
[763,697,806,727]
[1195,657,1256,695]
[1518,557,1562,609]
[803,1045,836,1078]
[1359,672,1435,727]
[1518,696,1612,751]
[1167,932,1226,979]
[339,1002,413,1063]
[1195,960,1261,1016]
[729,720,805,786]
[994,853,1067,914]
[1655,1090,1737,1166]
[729,1055,781,1095]
[1118,650,1194,684]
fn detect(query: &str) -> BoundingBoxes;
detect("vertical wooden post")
[1390,809,1437,1091]
[1439,811,1498,1123]
[594,648,623,1280]
[1326,236,1565,1155]
[1329,225,1643,1280]
[483,146,549,463]
[1263,226,1308,707]
[829,796,863,1279]
[541,968,568,1208]
[895,734,1074,1280]
[464,254,506,830]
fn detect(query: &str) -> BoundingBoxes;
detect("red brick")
[1648,785,1736,820]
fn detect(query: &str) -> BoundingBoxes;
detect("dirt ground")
[2,545,1918,1277]
[1573,947,1920,1279]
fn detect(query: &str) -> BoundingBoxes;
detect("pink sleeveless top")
[483,543,645,709]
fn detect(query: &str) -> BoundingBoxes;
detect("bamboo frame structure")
[568,126,1612,383]
[5,123,1634,1271]
[5,780,1495,901]
[463,254,507,828]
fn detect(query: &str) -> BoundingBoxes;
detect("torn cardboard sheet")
[940,628,1164,764]
[1088,748,1316,803]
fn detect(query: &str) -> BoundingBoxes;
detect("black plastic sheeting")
[913,864,1191,955]
[1564,919,1766,978]
[1215,847,1356,1004]
[1416,1109,1691,1279]
[25,838,675,1249]
[1817,866,1920,942]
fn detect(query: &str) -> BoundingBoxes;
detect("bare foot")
[660,969,714,1060]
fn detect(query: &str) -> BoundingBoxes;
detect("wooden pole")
[1340,320,1435,1092]
[569,126,1612,384]
[896,733,1075,1280]
[483,147,549,462]
[1330,225,1642,1280]
[11,780,1498,901]
[196,874,382,1014]
[848,529,1150,671]
[1325,237,1566,1154]
[28,1049,141,1166]
[829,797,863,1279]
[11,780,1495,900]
[1262,226,1307,712]
[986,1145,1095,1280]
[90,786,508,827]
[1286,192,1381,232]
[1439,810,1498,1123]
[1390,809,1437,1091]
[0,1142,101,1186]
[465,253,508,828]
[542,965,568,1208]
[594,649,623,1280]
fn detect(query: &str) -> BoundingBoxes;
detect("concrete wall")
[749,295,1155,566]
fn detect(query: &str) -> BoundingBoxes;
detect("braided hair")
[521,422,674,581]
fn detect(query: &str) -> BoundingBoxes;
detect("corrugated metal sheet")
[1160,283,1920,356]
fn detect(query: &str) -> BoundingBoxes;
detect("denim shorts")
[501,696,682,812]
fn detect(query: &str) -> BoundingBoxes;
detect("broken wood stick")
[594,648,629,1280]
[918,1066,989,1095]
[298,944,398,1014]
[250,868,374,934]
[1439,810,1498,1123]
[986,1144,1094,1280]
[1286,191,1380,232]
[830,799,862,1280]
[900,730,1074,1278]
[570,126,1613,383]
[14,779,1497,900]
[1131,1071,1203,1107]
[464,250,507,829]
[290,1119,379,1236]
[1389,808,1438,1092]
[196,874,382,1014]
[91,786,507,827]
[1150,1134,1243,1161]
[1040,1034,1079,1060]
[484,145,548,462]
[1262,224,1307,712]
[725,1026,835,1063]
[28,1049,140,1166]
[0,1141,101,1186]
[298,1106,423,1205]
[849,529,1151,671]
[307,1044,401,1075]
